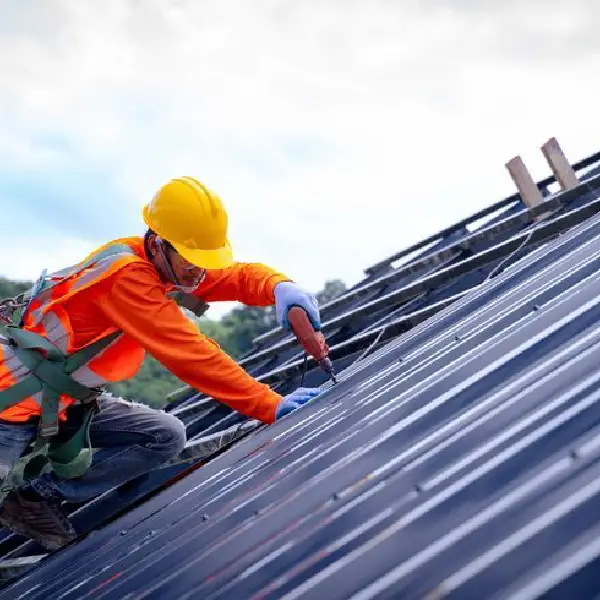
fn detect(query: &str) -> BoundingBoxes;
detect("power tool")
[287,306,337,384]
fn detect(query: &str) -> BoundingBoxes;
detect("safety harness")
[0,283,120,505]
[0,244,209,506]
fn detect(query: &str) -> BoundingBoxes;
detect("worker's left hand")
[274,281,321,331]
[275,387,322,419]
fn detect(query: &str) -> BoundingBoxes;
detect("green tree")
[220,305,278,359]
[316,279,347,305]
[0,277,32,300]
[108,355,182,408]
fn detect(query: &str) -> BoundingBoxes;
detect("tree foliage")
[0,274,347,408]
[316,279,347,305]
[0,277,31,300]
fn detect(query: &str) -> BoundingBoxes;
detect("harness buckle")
[39,418,59,439]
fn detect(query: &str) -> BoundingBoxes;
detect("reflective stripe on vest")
[0,241,143,418]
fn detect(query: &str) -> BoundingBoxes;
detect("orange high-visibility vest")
[0,238,147,422]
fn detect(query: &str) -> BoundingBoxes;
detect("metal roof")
[2,151,600,598]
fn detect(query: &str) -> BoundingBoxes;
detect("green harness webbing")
[0,322,121,505]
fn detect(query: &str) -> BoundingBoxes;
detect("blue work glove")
[275,387,322,419]
[274,281,321,331]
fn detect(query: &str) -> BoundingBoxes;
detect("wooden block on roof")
[541,136,579,191]
[505,155,543,209]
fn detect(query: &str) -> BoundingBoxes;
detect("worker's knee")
[153,412,187,458]
[92,395,187,460]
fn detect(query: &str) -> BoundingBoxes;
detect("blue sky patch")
[0,163,140,242]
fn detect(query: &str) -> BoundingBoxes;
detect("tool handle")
[287,306,329,362]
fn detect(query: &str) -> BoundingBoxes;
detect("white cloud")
[0,233,95,282]
[1,0,600,318]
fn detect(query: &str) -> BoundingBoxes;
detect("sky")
[1,0,599,318]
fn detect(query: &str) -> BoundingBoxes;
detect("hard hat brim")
[172,239,234,270]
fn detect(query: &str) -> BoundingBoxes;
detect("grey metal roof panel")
[4,152,600,596]
[4,170,600,598]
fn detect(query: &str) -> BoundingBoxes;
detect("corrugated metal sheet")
[2,154,600,598]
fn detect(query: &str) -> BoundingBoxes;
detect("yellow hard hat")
[142,176,233,269]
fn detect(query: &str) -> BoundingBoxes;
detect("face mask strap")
[154,237,179,284]
[155,236,205,293]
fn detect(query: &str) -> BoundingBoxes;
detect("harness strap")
[0,412,93,505]
[10,343,96,402]
[0,402,99,505]
[1,325,120,437]
[0,324,122,503]
[64,332,121,373]
[49,402,98,479]
[4,325,63,360]
[0,438,51,506]
[0,376,41,411]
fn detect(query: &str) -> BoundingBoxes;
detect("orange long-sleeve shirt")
[197,262,291,305]
[71,259,290,424]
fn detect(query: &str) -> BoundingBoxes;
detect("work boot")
[0,488,77,551]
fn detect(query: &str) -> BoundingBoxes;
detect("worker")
[0,176,323,551]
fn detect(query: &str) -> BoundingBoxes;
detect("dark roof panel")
[3,152,600,598]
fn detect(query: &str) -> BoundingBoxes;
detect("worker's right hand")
[275,387,321,419]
